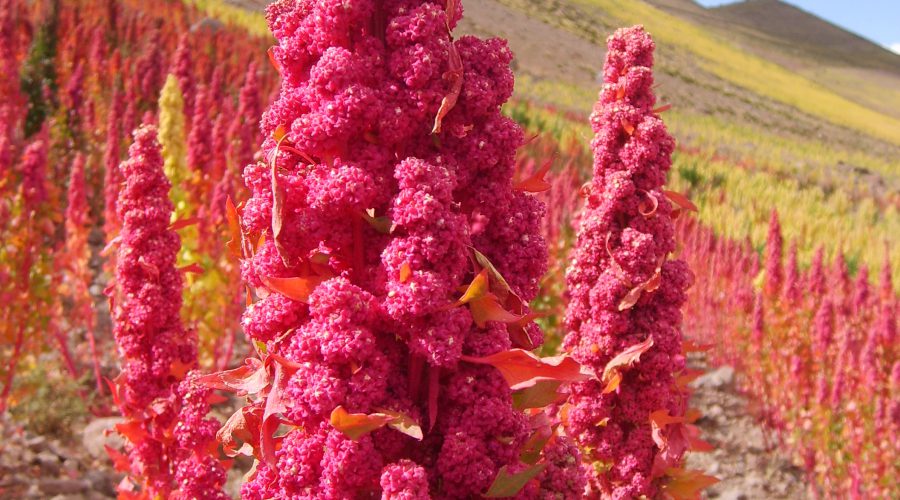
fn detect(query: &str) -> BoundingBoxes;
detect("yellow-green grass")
[669,152,899,289]
[572,0,900,145]
[183,0,270,39]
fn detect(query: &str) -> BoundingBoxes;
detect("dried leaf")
[217,405,263,458]
[361,209,392,234]
[262,275,324,303]
[432,41,463,134]
[461,349,594,390]
[484,464,548,498]
[472,248,515,301]
[376,409,424,441]
[639,191,659,218]
[602,337,654,393]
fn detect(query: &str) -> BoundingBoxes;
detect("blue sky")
[696,1,900,53]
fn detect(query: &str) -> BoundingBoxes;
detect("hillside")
[712,0,900,75]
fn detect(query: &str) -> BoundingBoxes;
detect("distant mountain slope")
[712,0,900,75]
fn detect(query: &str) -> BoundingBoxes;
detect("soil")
[685,355,809,499]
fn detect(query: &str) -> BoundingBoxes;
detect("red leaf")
[484,464,548,498]
[432,41,463,134]
[197,358,268,396]
[169,217,200,231]
[261,361,292,465]
[664,190,698,213]
[512,380,563,410]
[653,103,672,114]
[514,158,552,193]
[461,350,594,390]
[262,275,324,303]
[104,445,131,472]
[602,337,654,393]
[178,263,204,275]
[330,406,394,441]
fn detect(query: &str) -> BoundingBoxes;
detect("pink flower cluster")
[563,26,693,499]
[111,125,225,497]
[233,1,582,498]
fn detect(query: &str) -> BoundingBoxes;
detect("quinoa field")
[0,0,896,499]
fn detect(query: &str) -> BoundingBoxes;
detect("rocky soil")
[686,357,809,499]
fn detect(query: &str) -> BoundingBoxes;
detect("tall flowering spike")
[784,241,800,305]
[103,86,123,235]
[563,26,693,498]
[65,153,88,230]
[233,1,582,498]
[813,298,834,355]
[832,252,852,315]
[227,63,260,172]
[187,85,212,176]
[852,265,870,314]
[21,138,49,212]
[764,209,783,298]
[880,249,893,300]
[808,246,826,298]
[751,292,764,351]
[112,124,197,496]
[170,33,195,118]
[114,123,195,406]
[158,74,189,193]
[173,372,229,499]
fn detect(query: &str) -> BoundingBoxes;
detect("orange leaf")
[602,371,622,394]
[225,196,241,258]
[262,275,324,303]
[676,369,704,390]
[621,118,635,135]
[450,269,490,307]
[653,103,672,114]
[664,190,698,213]
[461,349,594,390]
[267,46,282,76]
[115,421,148,445]
[661,468,719,500]
[484,464,547,498]
[399,262,412,283]
[330,406,395,441]
[602,337,654,392]
[514,158,552,193]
